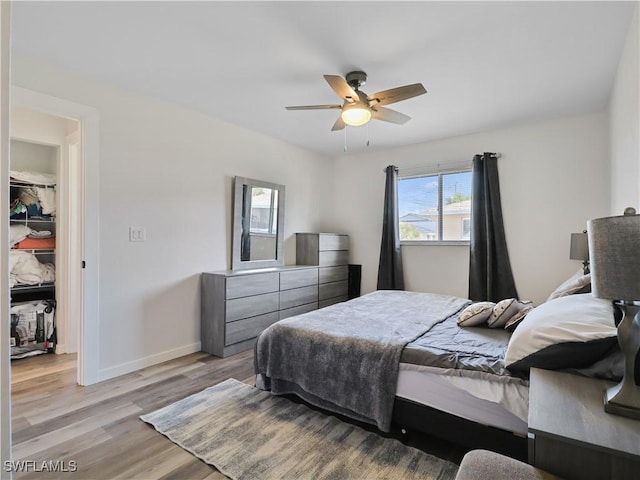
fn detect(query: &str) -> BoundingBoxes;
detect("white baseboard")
[97,342,202,382]
[54,344,78,355]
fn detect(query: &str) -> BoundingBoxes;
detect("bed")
[254,275,621,456]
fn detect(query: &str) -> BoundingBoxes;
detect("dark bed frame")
[392,397,528,461]
[279,389,528,462]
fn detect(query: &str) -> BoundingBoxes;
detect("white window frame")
[398,162,472,246]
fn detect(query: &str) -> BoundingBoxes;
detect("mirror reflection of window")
[249,187,278,235]
[232,176,285,270]
[241,186,279,262]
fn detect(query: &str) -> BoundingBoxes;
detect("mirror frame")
[231,176,285,270]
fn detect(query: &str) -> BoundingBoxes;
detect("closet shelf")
[10,180,56,189]
[11,282,55,293]
[10,217,55,223]
[11,248,55,254]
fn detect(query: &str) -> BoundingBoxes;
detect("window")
[398,168,472,243]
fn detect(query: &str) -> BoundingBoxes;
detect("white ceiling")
[10,1,636,157]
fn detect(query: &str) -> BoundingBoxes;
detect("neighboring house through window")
[398,163,472,244]
[250,187,278,235]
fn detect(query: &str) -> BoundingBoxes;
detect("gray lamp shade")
[569,232,589,261]
[588,213,640,300]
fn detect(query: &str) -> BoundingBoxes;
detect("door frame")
[11,86,100,386]
[1,2,12,475]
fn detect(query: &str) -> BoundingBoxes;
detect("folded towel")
[36,188,56,216]
[28,230,53,238]
[15,237,56,250]
[10,170,56,186]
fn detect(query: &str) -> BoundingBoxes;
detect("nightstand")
[528,368,640,480]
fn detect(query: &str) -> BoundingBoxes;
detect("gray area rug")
[141,378,458,480]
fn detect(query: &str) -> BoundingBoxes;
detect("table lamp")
[588,207,640,419]
[570,231,590,274]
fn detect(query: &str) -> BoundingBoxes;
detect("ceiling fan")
[285,71,427,131]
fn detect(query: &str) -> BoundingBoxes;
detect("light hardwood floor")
[10,351,465,479]
[11,351,254,479]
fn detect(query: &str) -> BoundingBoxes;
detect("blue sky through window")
[398,172,472,216]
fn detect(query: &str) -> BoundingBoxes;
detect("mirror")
[231,176,285,270]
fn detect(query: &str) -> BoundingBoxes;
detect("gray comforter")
[254,290,470,432]
[402,315,521,377]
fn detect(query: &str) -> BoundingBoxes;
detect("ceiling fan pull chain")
[366,123,370,147]
[344,126,348,152]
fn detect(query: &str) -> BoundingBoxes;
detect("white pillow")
[487,298,533,328]
[457,302,495,326]
[505,294,617,371]
[546,269,591,302]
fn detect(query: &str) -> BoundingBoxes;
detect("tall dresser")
[296,233,350,308]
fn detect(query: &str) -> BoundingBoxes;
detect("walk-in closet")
[9,105,79,376]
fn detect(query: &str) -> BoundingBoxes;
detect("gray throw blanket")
[255,290,470,432]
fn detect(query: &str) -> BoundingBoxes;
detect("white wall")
[328,113,610,306]
[11,54,333,380]
[609,4,639,215]
[9,139,57,174]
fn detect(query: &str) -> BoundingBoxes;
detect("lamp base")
[602,302,640,420]
[603,389,640,420]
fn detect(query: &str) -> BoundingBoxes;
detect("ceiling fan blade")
[324,75,359,103]
[331,116,346,131]
[371,106,411,125]
[367,83,427,106]
[285,104,342,110]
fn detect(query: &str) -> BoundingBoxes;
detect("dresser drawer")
[279,302,318,320]
[319,234,349,251]
[226,272,279,300]
[280,285,318,310]
[225,311,279,346]
[226,292,279,322]
[280,268,318,290]
[319,295,348,309]
[318,250,349,266]
[319,265,348,284]
[319,280,348,300]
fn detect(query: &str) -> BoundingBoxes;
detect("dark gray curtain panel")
[377,165,405,290]
[468,153,518,301]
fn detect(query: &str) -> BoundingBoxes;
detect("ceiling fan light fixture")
[341,104,371,127]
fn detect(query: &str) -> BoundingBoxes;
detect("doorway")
[10,86,100,386]
[10,108,78,368]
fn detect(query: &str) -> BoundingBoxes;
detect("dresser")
[528,368,640,480]
[201,265,319,357]
[202,233,350,358]
[296,233,350,308]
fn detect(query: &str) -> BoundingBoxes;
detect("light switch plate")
[129,226,146,242]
